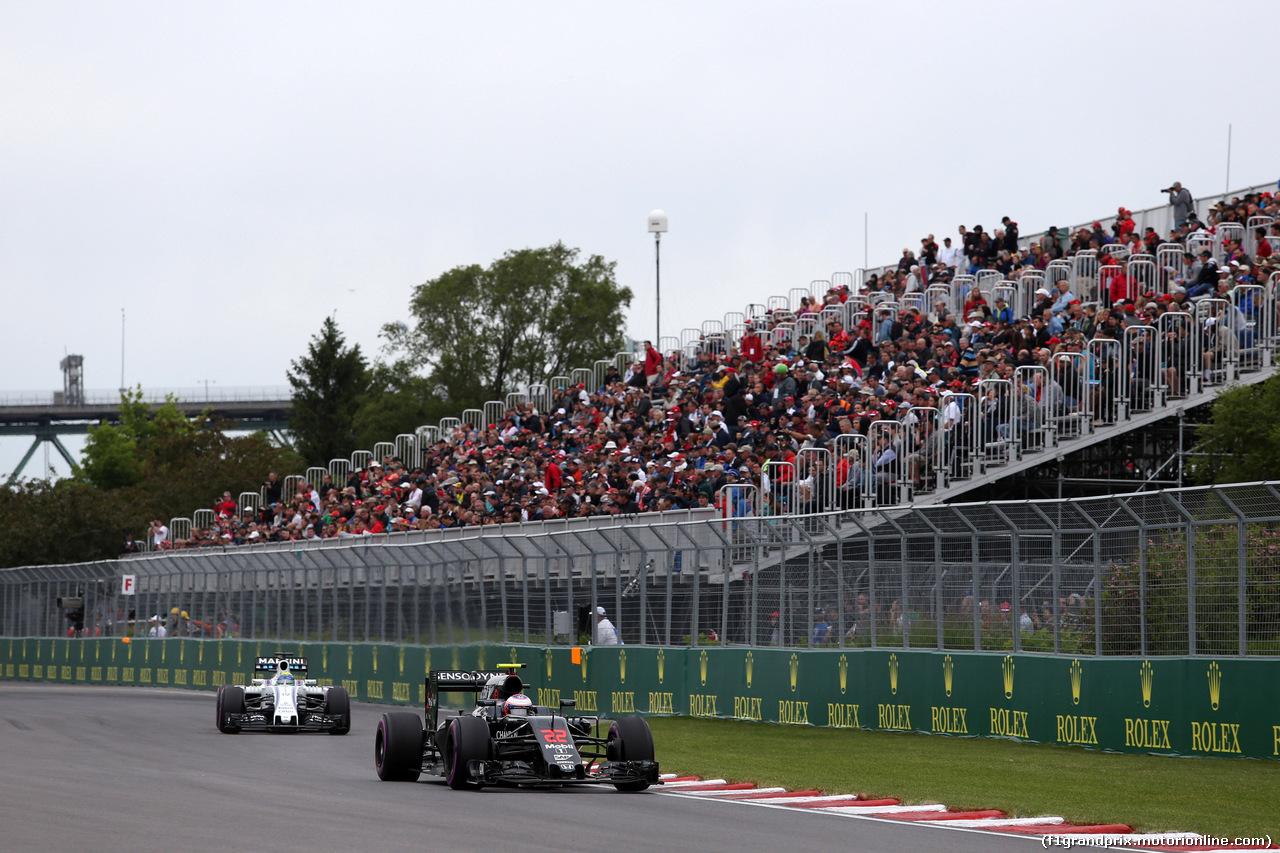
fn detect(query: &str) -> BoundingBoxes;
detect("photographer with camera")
[1164,181,1194,228]
[148,518,169,549]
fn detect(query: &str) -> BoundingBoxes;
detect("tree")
[1190,375,1280,484]
[0,479,130,569]
[350,366,453,452]
[79,386,197,490]
[287,316,370,467]
[383,243,632,409]
[2,407,300,568]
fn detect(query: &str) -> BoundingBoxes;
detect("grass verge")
[645,717,1279,838]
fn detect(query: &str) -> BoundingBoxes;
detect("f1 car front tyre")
[325,686,351,735]
[607,716,654,791]
[375,712,423,782]
[217,686,245,734]
[444,715,490,790]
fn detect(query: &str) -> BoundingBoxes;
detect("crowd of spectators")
[150,185,1280,548]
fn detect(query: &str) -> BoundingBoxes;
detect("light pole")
[647,209,668,348]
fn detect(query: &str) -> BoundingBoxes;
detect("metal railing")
[6,483,1279,658]
[0,386,293,407]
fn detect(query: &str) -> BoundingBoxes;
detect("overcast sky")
[4,2,1278,480]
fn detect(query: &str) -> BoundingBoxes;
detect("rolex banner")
[2,639,1276,760]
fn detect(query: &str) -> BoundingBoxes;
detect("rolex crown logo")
[348,646,354,671]
[1207,661,1221,712]
[943,654,954,698]
[321,646,326,669]
[477,647,485,671]
[510,647,519,664]
[197,643,203,664]
[1002,655,1015,699]
[372,647,378,674]
[619,649,627,684]
[399,646,405,675]
[423,649,430,674]
[838,654,848,695]
[745,651,754,690]
[789,653,799,692]
[889,653,899,695]
[1070,659,1082,705]
[580,651,588,682]
[699,649,708,686]
[545,649,553,680]
[1140,660,1153,708]
[451,647,460,670]
[218,643,223,665]
[656,649,665,684]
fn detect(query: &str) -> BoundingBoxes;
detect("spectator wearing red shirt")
[740,327,764,363]
[1257,228,1273,260]
[1108,259,1135,306]
[642,340,663,386]
[1115,207,1136,237]
[544,453,564,491]
[214,491,238,518]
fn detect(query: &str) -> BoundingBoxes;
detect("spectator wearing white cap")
[593,606,619,645]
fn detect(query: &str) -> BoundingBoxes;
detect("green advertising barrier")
[3,638,1277,759]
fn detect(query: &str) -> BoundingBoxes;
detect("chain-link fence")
[4,483,1279,656]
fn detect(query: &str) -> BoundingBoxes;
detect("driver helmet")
[502,694,533,716]
[276,672,294,684]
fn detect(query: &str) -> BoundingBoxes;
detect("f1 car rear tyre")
[607,716,654,791]
[325,686,351,735]
[375,712,424,782]
[444,715,490,790]
[218,686,245,734]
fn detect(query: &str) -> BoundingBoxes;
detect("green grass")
[645,717,1280,837]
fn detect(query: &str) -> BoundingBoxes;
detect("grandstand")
[138,181,1280,557]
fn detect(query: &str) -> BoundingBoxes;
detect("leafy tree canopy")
[1190,375,1280,485]
[382,242,632,410]
[351,366,453,453]
[79,386,197,490]
[3,405,299,569]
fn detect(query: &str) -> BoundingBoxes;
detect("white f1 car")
[215,656,351,734]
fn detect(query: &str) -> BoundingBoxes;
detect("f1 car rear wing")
[254,655,308,675]
[426,664,525,730]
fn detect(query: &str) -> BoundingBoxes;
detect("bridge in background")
[0,386,292,483]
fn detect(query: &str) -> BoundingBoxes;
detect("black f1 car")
[215,656,351,734]
[374,664,659,791]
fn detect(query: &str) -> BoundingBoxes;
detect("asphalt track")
[0,684,1040,853]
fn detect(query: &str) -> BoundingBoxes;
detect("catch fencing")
[4,482,1279,659]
